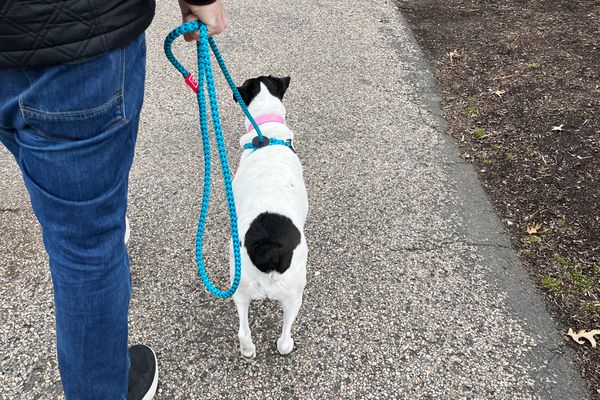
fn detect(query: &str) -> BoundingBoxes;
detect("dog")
[230,75,308,357]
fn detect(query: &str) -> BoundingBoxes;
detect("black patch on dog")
[235,75,291,106]
[244,212,301,274]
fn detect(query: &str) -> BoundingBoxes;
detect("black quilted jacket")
[0,0,219,68]
[0,0,161,67]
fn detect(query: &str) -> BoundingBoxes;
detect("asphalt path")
[0,0,589,398]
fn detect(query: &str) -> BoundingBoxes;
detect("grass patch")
[467,106,478,116]
[473,128,486,138]
[541,276,563,293]
[526,63,541,69]
[528,235,540,243]
[554,254,571,266]
[568,268,595,290]
[505,152,515,161]
[581,302,600,317]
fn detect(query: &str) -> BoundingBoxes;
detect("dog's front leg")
[277,294,302,355]
[234,294,256,358]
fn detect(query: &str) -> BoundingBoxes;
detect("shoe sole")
[142,346,158,400]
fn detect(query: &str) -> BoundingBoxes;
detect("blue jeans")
[0,35,146,399]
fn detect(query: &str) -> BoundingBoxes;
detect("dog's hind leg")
[234,295,256,358]
[277,293,302,355]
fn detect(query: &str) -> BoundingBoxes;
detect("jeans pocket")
[19,47,127,142]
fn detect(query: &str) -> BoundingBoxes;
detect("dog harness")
[243,136,294,152]
[243,114,295,153]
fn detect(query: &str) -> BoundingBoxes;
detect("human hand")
[178,0,228,40]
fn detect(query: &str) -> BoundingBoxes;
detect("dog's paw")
[277,336,294,355]
[240,343,256,359]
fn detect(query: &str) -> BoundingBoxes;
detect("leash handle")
[164,21,255,298]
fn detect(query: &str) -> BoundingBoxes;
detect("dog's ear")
[280,76,291,97]
[263,75,291,100]
[234,78,261,106]
[265,75,291,100]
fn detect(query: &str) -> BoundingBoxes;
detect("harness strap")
[243,137,294,152]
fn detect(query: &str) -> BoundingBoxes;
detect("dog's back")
[232,143,308,301]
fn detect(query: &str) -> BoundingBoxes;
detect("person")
[0,0,227,398]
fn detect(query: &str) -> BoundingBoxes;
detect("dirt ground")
[395,0,600,396]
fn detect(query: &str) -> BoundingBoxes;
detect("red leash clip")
[185,73,199,93]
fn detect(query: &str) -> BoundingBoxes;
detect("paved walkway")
[0,0,589,398]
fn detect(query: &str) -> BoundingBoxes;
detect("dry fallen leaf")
[526,223,542,235]
[551,124,564,132]
[567,328,600,348]
[447,50,460,65]
[493,89,506,97]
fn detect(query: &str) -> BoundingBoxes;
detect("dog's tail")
[244,212,301,274]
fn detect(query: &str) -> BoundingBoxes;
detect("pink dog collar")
[247,114,286,132]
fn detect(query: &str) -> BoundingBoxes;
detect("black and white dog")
[230,75,308,357]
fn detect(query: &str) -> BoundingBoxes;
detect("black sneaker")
[128,344,158,400]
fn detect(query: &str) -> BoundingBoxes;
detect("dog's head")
[234,75,291,107]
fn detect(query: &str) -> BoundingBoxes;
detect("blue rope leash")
[164,21,264,298]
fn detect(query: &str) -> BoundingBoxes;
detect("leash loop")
[164,21,261,298]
